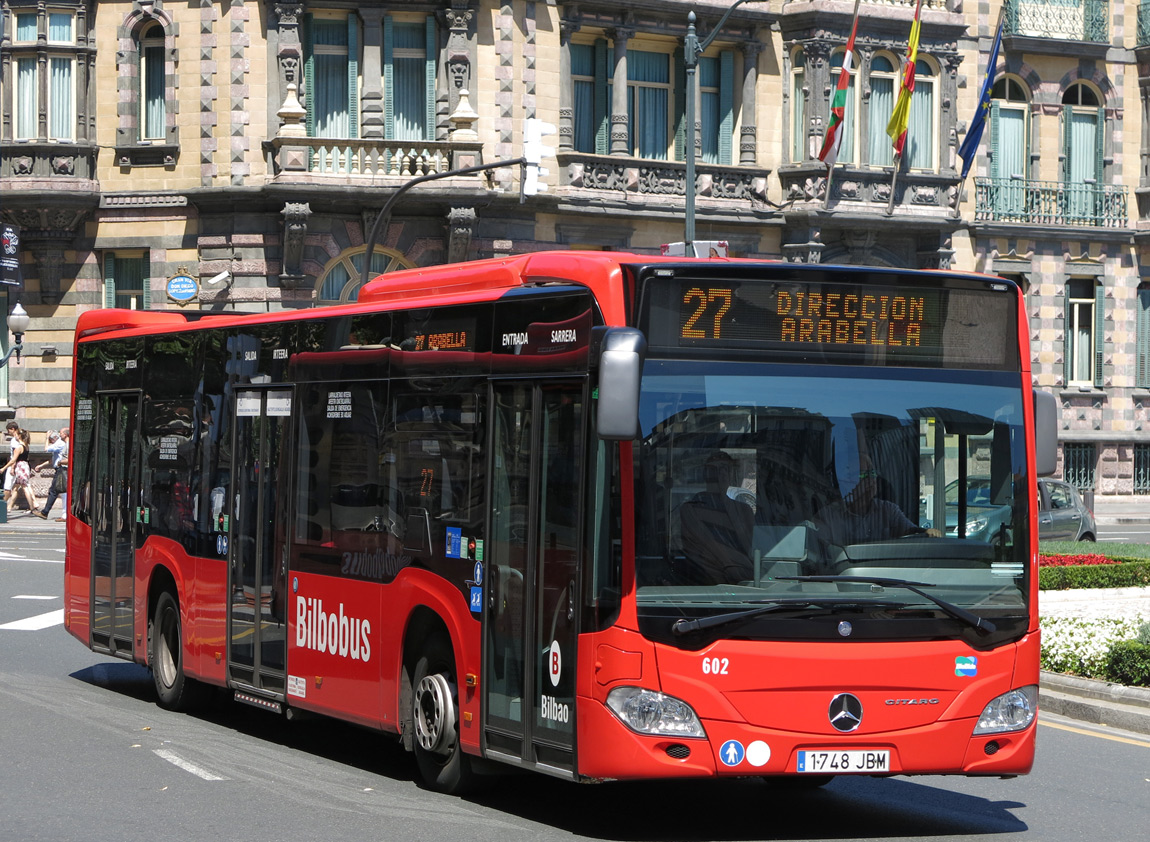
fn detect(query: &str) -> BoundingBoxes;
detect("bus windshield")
[634,359,1029,648]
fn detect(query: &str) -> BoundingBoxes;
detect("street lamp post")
[0,302,30,368]
[683,0,766,252]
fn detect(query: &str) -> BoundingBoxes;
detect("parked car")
[1037,478,1097,542]
[920,477,1012,541]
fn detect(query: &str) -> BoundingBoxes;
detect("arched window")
[990,77,1030,217]
[868,54,898,167]
[1062,82,1103,224]
[906,57,937,171]
[790,48,805,161]
[139,21,166,140]
[316,249,413,304]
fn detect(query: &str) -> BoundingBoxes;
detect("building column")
[609,27,633,156]
[740,42,761,166]
[360,9,385,138]
[558,19,580,153]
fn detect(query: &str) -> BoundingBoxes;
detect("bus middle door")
[90,391,141,658]
[484,381,584,777]
[227,388,293,699]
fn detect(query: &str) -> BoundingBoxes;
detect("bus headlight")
[605,687,707,738]
[973,685,1038,735]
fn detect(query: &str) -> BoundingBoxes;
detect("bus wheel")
[411,642,474,794]
[149,591,208,711]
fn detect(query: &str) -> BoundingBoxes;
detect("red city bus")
[64,252,1057,792]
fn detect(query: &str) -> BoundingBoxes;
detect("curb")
[1040,670,1150,736]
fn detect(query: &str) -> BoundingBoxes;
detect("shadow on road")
[69,661,1028,840]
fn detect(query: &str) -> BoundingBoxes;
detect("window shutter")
[425,16,437,140]
[1094,106,1105,180]
[303,14,315,139]
[1138,288,1150,389]
[719,50,733,166]
[1063,287,1071,385]
[104,254,117,309]
[594,38,609,155]
[383,16,394,140]
[673,47,686,162]
[347,15,359,139]
[1093,281,1105,388]
[989,101,1001,214]
[1061,104,1072,184]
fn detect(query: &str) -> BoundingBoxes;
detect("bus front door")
[227,388,292,697]
[91,392,141,658]
[484,382,584,777]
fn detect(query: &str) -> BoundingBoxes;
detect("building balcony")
[1004,0,1109,44]
[265,137,487,183]
[1,140,99,189]
[557,151,770,212]
[974,177,1128,229]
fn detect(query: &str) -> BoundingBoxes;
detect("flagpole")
[885,0,923,216]
[821,0,863,211]
[886,154,901,215]
[953,5,1006,220]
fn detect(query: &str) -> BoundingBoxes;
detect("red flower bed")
[1038,554,1114,568]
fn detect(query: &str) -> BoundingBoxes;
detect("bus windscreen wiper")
[775,575,997,635]
[670,597,907,636]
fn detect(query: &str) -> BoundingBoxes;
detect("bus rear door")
[484,381,584,777]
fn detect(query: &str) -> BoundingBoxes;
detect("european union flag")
[957,21,1003,181]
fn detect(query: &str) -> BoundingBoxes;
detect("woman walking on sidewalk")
[3,428,38,515]
[33,427,69,521]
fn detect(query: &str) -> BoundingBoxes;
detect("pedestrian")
[33,426,69,520]
[3,427,38,515]
[3,420,19,501]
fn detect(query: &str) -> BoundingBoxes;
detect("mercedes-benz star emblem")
[829,693,864,732]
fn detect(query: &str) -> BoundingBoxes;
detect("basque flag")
[886,0,923,159]
[818,15,861,169]
[957,19,1004,180]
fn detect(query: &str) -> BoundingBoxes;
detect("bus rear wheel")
[411,642,474,794]
[149,591,208,711]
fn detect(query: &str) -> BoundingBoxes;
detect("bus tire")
[149,591,208,711]
[411,640,474,794]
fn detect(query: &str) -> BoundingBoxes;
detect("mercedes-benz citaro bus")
[64,251,1057,793]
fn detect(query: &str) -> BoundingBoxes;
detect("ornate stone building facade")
[2,0,1149,497]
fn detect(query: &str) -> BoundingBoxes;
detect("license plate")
[796,749,890,774]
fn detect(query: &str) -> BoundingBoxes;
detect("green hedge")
[1039,560,1150,591]
[1101,641,1150,687]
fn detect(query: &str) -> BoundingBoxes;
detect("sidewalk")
[0,509,68,532]
[1091,495,1150,525]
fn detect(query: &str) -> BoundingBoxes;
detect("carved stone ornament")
[280,201,311,287]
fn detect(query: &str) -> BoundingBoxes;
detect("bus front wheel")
[149,591,208,711]
[411,641,474,794]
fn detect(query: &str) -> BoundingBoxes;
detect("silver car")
[1037,478,1097,542]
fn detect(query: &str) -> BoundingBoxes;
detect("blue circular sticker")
[719,740,745,767]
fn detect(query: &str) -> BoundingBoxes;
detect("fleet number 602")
[702,657,729,675]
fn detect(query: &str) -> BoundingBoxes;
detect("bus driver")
[813,455,942,545]
[677,452,755,584]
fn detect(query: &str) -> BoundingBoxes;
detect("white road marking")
[0,609,64,630]
[14,595,57,600]
[0,552,65,564]
[153,749,228,781]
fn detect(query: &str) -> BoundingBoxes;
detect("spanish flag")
[886,0,923,159]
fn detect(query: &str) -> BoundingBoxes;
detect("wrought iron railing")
[1139,0,1150,46]
[1134,445,1150,495]
[1004,0,1109,43]
[1063,443,1096,491]
[973,177,1128,228]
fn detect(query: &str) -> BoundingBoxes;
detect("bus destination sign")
[681,285,935,349]
[657,276,1016,369]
